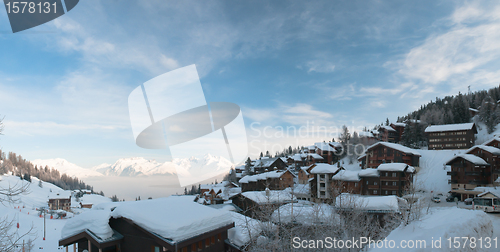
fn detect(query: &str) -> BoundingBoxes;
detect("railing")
[447,171,457,176]
[448,179,458,184]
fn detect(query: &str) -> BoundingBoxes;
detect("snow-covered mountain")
[32,155,233,178]
[91,154,232,177]
[31,158,104,178]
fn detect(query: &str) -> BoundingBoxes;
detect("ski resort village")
[4,96,500,251]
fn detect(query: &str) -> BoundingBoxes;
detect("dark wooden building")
[252,157,287,174]
[59,197,234,252]
[361,142,421,169]
[238,170,295,192]
[446,154,491,200]
[425,123,476,150]
[377,163,415,196]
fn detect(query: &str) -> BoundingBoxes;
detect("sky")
[1,0,500,168]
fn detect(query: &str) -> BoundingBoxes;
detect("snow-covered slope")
[92,154,232,177]
[369,208,493,252]
[31,158,103,178]
[415,149,464,193]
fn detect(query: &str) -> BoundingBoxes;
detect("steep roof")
[307,153,324,159]
[315,142,335,152]
[482,136,500,146]
[380,125,396,132]
[377,163,415,173]
[366,142,421,156]
[445,154,489,166]
[424,123,475,133]
[466,145,500,155]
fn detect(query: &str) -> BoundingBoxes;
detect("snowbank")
[369,208,493,252]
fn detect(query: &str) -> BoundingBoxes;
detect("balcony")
[448,179,458,184]
[447,171,457,176]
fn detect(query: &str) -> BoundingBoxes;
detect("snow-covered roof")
[391,122,406,127]
[292,154,304,161]
[315,142,335,152]
[49,191,71,199]
[240,190,296,204]
[332,170,360,181]
[357,153,366,160]
[358,168,379,177]
[284,184,310,195]
[108,197,233,242]
[358,131,374,138]
[377,163,415,173]
[307,145,316,150]
[482,136,500,146]
[307,153,324,159]
[469,108,479,112]
[329,142,342,148]
[380,125,396,132]
[477,191,500,198]
[335,194,402,213]
[367,142,421,156]
[424,123,475,133]
[61,209,113,240]
[309,163,340,174]
[271,202,339,225]
[238,170,294,184]
[446,154,489,166]
[466,145,500,155]
[253,157,284,168]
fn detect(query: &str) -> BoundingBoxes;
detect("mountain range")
[31,154,233,178]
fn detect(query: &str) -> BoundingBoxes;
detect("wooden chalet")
[358,168,380,195]
[361,142,420,169]
[390,123,406,143]
[377,163,415,196]
[48,192,72,211]
[330,170,362,196]
[238,170,295,192]
[59,197,234,252]
[446,154,491,200]
[483,136,500,148]
[252,157,287,174]
[378,125,399,143]
[230,190,296,220]
[425,123,476,150]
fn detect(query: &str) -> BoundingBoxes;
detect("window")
[206,238,210,247]
[191,244,197,251]
[384,190,388,195]
[211,236,215,244]
[320,191,325,196]
[366,181,369,185]
[153,246,160,252]
[374,181,378,185]
[198,241,203,251]
[373,190,378,194]
[392,181,397,186]
[218,233,222,242]
[392,191,397,195]
[392,172,397,177]
[354,182,358,187]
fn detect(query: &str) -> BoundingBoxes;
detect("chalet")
[378,125,399,143]
[314,142,339,164]
[252,157,287,174]
[306,153,325,165]
[230,190,296,220]
[483,136,500,148]
[390,123,406,143]
[291,153,308,167]
[297,167,310,184]
[59,197,234,252]
[358,168,380,195]
[331,170,362,195]
[466,145,500,185]
[377,163,415,196]
[361,142,420,169]
[446,154,491,200]
[308,163,342,202]
[425,123,476,150]
[238,170,295,192]
[358,131,378,146]
[48,191,72,211]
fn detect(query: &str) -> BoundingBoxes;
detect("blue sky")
[1,0,500,168]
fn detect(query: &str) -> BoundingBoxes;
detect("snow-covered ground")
[0,174,110,251]
[369,207,495,252]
